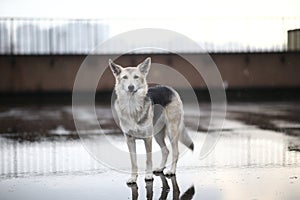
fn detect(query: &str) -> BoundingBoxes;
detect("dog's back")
[147,85,174,107]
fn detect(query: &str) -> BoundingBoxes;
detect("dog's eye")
[134,75,139,79]
[122,76,128,79]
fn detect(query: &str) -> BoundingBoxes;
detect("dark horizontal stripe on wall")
[0,87,300,106]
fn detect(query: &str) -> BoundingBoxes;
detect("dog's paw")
[165,170,176,177]
[153,167,165,174]
[127,177,137,185]
[145,174,154,181]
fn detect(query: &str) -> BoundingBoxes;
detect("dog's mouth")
[125,86,143,94]
[128,89,138,94]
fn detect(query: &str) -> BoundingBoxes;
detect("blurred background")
[1,0,300,199]
[0,1,300,101]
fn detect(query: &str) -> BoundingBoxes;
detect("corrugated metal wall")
[0,17,299,54]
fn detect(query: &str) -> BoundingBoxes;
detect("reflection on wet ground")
[0,102,300,199]
[128,174,195,200]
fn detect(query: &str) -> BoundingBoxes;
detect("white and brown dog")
[109,57,194,184]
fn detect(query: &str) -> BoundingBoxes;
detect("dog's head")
[109,57,151,95]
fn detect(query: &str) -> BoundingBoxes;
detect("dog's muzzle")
[128,85,135,92]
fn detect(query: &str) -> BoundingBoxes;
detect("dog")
[109,57,194,184]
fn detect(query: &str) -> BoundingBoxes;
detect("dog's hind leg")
[153,126,169,173]
[126,134,138,184]
[165,123,179,176]
[165,104,181,176]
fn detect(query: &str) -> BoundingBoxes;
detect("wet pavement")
[0,102,300,199]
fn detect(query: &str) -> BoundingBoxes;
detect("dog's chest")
[115,98,152,134]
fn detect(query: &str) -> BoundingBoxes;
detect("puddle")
[0,102,300,199]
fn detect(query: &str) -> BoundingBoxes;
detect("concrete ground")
[0,102,300,200]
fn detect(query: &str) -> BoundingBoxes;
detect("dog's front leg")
[126,134,138,184]
[143,136,153,181]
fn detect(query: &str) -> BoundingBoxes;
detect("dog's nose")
[128,85,134,92]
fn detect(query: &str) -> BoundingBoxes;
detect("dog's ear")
[138,57,151,75]
[109,59,122,77]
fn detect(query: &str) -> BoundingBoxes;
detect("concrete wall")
[0,52,300,92]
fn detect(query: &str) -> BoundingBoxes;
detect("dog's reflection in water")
[127,173,195,200]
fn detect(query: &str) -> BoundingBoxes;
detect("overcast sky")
[0,0,300,19]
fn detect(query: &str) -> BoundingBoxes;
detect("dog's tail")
[179,122,194,151]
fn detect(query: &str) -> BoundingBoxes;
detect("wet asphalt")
[0,101,300,199]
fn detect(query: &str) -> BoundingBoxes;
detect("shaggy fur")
[109,57,194,184]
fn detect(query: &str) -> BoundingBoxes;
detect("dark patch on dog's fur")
[189,143,194,151]
[147,85,174,107]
